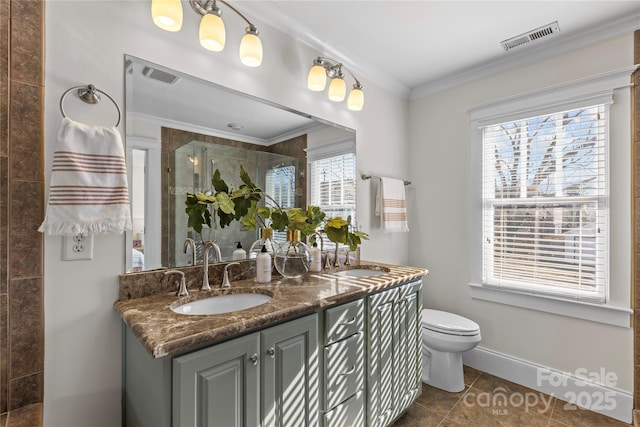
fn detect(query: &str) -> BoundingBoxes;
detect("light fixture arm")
[314,56,362,88]
[189,0,259,34]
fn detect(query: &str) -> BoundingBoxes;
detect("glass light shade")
[307,65,327,91]
[199,14,226,52]
[151,0,183,32]
[328,77,346,102]
[240,33,263,67]
[347,87,364,111]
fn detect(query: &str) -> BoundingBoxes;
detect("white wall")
[44,2,408,426]
[408,34,634,392]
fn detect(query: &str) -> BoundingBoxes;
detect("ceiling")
[242,1,640,99]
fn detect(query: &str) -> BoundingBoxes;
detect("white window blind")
[309,152,356,248]
[265,166,296,209]
[482,104,608,304]
[265,166,296,243]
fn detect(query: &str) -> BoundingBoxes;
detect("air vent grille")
[141,66,180,84]
[500,21,560,51]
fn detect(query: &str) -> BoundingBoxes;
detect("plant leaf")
[239,164,255,188]
[211,169,228,193]
[216,192,235,215]
[271,210,288,232]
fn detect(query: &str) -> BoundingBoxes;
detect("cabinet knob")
[249,354,259,365]
[267,347,275,358]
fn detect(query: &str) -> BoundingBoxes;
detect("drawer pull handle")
[267,347,275,358]
[339,316,357,326]
[249,354,258,365]
[339,365,356,377]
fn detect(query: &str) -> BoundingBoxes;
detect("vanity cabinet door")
[395,280,423,418]
[260,314,319,427]
[367,287,398,427]
[173,333,260,427]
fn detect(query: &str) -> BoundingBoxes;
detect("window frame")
[481,104,608,304]
[467,66,635,328]
[306,139,357,250]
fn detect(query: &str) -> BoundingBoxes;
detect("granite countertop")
[115,261,428,358]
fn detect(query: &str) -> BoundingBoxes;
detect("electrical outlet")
[62,233,94,261]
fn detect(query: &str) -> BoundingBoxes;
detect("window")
[309,153,356,219]
[481,104,608,304]
[265,165,296,243]
[265,165,296,209]
[307,141,356,249]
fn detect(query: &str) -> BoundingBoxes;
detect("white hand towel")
[378,177,409,233]
[38,117,132,235]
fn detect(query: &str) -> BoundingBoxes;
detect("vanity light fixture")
[307,56,364,111]
[151,0,263,67]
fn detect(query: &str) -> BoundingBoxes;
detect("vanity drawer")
[323,390,364,427]
[324,299,364,345]
[325,331,364,410]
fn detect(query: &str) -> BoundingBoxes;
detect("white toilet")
[421,309,481,392]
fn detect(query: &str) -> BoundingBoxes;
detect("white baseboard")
[463,346,632,424]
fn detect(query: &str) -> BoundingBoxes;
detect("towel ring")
[59,84,122,127]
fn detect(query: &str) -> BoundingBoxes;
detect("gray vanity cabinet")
[124,279,424,427]
[173,333,261,427]
[173,314,318,427]
[395,280,423,414]
[125,314,318,427]
[367,286,398,427]
[260,314,319,427]
[321,299,365,427]
[366,280,422,427]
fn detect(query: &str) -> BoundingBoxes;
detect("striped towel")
[38,117,132,235]
[376,177,409,233]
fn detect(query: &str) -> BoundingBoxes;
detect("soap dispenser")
[309,241,322,273]
[232,241,247,260]
[256,245,272,283]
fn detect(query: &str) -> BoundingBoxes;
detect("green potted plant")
[185,165,368,274]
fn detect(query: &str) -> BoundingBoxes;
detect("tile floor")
[392,366,631,427]
[0,367,632,427]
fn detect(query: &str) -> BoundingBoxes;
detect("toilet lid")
[421,309,480,336]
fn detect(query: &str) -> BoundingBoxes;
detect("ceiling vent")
[500,21,560,51]
[141,66,180,84]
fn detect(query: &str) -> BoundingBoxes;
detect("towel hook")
[59,84,122,127]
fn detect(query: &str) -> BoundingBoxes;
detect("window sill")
[468,283,632,328]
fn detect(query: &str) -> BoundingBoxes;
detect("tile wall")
[0,0,45,415]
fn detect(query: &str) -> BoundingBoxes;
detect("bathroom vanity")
[116,262,427,427]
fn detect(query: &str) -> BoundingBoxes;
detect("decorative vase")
[274,229,310,278]
[249,227,277,259]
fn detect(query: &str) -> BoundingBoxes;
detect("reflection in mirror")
[124,55,355,273]
[166,137,303,267]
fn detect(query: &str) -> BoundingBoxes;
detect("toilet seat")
[421,309,480,336]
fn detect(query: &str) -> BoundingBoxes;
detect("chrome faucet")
[221,262,240,288]
[202,241,222,291]
[165,270,188,297]
[183,238,196,266]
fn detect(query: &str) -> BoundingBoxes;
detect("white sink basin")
[172,293,272,316]
[335,269,387,278]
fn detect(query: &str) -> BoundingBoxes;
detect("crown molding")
[410,13,640,100]
[237,2,638,102]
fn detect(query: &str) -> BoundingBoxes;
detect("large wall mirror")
[124,55,356,273]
